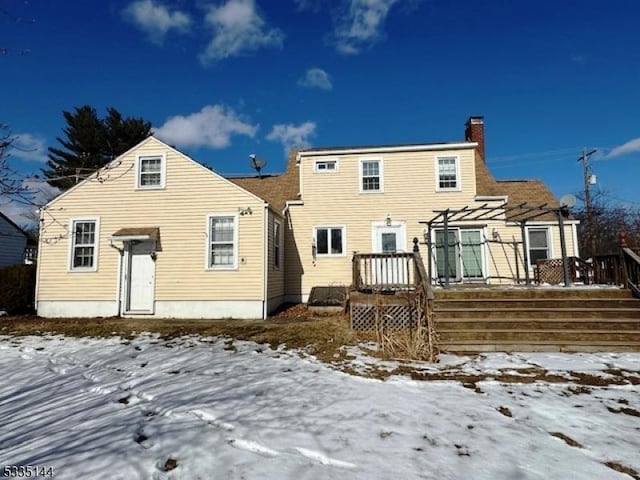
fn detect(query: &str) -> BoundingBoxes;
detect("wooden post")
[443,210,450,288]
[557,209,571,287]
[520,221,530,285]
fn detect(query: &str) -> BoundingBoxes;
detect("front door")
[125,241,155,313]
[372,223,408,287]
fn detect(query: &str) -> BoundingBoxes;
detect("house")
[0,210,31,267]
[35,117,579,318]
[275,116,579,302]
[36,137,285,319]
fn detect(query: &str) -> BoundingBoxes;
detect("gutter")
[297,142,478,157]
[109,240,124,317]
[34,214,44,314]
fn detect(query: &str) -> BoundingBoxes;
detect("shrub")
[0,264,36,314]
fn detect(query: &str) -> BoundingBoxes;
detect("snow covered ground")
[1,334,639,480]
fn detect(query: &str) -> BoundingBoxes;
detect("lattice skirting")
[350,303,416,330]
[535,259,566,285]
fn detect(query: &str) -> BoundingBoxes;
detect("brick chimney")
[465,116,485,161]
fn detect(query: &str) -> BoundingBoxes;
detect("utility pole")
[578,148,597,257]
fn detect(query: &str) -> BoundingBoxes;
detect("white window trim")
[274,219,281,270]
[435,155,462,192]
[525,225,554,267]
[359,158,384,193]
[313,225,347,258]
[68,217,100,272]
[135,153,166,190]
[314,159,339,173]
[205,213,239,271]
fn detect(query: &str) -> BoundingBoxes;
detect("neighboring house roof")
[229,150,300,212]
[0,210,29,240]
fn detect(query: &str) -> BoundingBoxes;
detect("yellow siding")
[286,148,478,296]
[266,210,285,301]
[37,138,266,303]
[286,148,579,296]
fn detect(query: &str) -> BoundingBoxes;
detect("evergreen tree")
[43,106,152,190]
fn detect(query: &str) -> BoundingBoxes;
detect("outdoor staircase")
[434,287,640,352]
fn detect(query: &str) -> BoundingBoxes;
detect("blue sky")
[2,0,640,223]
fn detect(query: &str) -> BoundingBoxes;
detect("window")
[314,226,345,256]
[314,160,338,172]
[208,215,238,269]
[528,227,550,266]
[437,156,459,191]
[274,220,281,269]
[360,159,383,192]
[137,155,165,189]
[70,219,98,271]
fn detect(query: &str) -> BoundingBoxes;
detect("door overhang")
[110,227,160,244]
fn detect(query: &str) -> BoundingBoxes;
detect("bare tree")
[0,123,34,203]
[574,189,640,256]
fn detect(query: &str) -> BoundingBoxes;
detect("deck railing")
[351,250,437,360]
[622,247,640,297]
[591,254,625,285]
[352,252,418,292]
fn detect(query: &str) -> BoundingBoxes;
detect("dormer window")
[136,155,166,189]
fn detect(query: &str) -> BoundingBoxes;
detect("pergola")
[420,202,572,287]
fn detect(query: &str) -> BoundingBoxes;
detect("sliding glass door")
[435,228,485,281]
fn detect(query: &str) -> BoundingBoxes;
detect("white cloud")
[266,122,316,153]
[334,0,399,54]
[298,68,333,90]
[199,0,284,64]
[10,133,48,163]
[154,105,258,149]
[607,137,640,159]
[123,0,191,45]
[0,179,60,227]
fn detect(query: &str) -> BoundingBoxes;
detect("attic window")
[314,160,338,173]
[136,155,166,189]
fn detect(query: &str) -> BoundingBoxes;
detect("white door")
[372,223,408,287]
[126,241,155,313]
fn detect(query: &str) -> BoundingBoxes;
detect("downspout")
[109,240,124,317]
[262,203,269,320]
[34,214,44,314]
